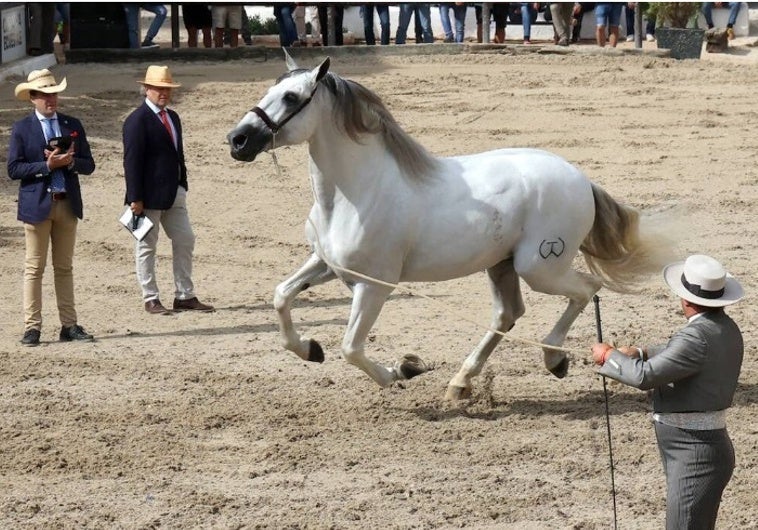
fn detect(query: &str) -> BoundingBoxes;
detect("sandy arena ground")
[1,38,757,529]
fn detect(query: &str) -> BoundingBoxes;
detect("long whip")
[593,294,618,530]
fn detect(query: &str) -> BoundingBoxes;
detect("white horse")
[227,53,673,400]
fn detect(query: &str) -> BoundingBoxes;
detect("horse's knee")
[342,347,364,367]
[273,287,286,312]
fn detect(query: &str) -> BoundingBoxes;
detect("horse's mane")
[319,72,441,181]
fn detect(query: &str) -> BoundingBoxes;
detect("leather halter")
[249,83,319,134]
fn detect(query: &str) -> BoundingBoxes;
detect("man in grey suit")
[591,254,743,530]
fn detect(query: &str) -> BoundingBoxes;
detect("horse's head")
[227,51,330,162]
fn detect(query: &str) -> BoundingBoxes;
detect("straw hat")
[14,69,67,101]
[138,65,181,88]
[663,254,743,307]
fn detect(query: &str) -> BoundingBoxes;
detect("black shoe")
[59,324,94,342]
[21,329,40,347]
[141,39,158,48]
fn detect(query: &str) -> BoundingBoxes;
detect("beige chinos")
[23,198,78,331]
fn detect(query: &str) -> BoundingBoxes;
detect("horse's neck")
[308,128,402,209]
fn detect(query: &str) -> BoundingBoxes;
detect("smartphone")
[47,136,72,151]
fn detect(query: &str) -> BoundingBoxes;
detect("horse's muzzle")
[227,123,271,162]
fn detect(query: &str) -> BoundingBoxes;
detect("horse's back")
[398,148,595,282]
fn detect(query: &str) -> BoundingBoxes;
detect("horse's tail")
[580,182,677,293]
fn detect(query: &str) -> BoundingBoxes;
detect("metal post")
[634,3,643,49]
[327,5,336,46]
[171,4,180,49]
[482,3,491,43]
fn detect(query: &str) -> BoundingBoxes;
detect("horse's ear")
[283,48,299,71]
[315,57,330,82]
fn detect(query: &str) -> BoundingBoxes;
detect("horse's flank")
[320,73,442,182]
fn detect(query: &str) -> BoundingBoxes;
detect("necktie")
[42,118,66,192]
[159,110,175,146]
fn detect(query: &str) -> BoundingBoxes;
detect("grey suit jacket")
[598,309,743,413]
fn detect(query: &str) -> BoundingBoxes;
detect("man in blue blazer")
[592,254,744,530]
[123,65,213,315]
[7,69,96,346]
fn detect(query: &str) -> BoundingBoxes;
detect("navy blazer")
[7,112,95,223]
[123,102,188,210]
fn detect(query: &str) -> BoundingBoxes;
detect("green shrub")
[247,14,279,35]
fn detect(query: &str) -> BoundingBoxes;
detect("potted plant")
[647,3,705,59]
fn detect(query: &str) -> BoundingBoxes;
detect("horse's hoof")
[396,354,429,380]
[308,340,324,363]
[548,356,569,379]
[444,385,472,401]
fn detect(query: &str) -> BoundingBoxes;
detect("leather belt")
[51,192,67,201]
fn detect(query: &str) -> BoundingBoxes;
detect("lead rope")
[593,295,618,530]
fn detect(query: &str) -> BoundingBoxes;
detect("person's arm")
[7,122,50,182]
[123,112,146,208]
[593,327,707,390]
[67,118,95,175]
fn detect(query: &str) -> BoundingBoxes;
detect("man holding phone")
[7,69,96,346]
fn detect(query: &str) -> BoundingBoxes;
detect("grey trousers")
[654,421,735,530]
[135,187,196,302]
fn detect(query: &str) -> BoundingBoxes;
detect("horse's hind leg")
[446,259,524,400]
[274,253,337,363]
[520,267,602,379]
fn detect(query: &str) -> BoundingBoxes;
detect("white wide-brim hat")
[14,69,67,101]
[663,254,743,307]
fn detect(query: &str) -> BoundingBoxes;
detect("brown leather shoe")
[145,299,172,315]
[173,297,214,312]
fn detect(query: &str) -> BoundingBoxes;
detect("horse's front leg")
[342,281,429,387]
[274,253,337,362]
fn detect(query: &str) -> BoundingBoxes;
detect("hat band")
[681,274,724,299]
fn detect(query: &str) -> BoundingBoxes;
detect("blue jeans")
[396,3,433,44]
[124,3,167,47]
[274,4,298,46]
[702,2,741,28]
[439,3,466,42]
[520,3,537,40]
[362,4,390,45]
[594,3,623,27]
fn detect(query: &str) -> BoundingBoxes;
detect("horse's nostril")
[232,134,247,149]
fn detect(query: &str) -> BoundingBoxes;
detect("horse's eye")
[283,92,299,105]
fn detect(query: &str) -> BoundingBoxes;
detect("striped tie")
[159,110,175,145]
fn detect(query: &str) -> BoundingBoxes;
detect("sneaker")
[726,27,735,40]
[443,36,454,43]
[626,35,634,42]
[59,324,94,342]
[141,39,158,48]
[645,33,655,42]
[523,39,531,45]
[21,329,40,347]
